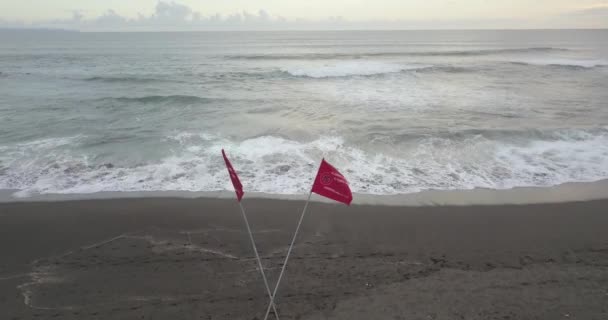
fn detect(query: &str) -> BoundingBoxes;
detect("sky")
[1,0,608,31]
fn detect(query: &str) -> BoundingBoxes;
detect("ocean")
[1,30,607,198]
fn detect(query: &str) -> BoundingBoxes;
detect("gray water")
[1,30,607,197]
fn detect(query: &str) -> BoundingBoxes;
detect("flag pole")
[263,191,313,320]
[238,201,280,320]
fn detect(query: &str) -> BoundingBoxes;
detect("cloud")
[37,2,299,31]
[152,1,194,22]
[551,5,608,28]
[1,1,607,31]
[0,2,334,31]
[96,10,128,26]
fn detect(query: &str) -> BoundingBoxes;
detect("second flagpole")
[238,201,280,320]
[263,191,313,320]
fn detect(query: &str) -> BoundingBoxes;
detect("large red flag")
[222,149,244,202]
[311,159,353,205]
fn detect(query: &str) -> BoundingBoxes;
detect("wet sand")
[1,197,607,319]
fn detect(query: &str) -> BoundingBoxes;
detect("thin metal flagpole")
[238,201,280,320]
[263,191,313,320]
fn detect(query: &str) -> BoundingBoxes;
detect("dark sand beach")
[1,197,607,319]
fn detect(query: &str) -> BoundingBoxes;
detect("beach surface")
[1,197,607,319]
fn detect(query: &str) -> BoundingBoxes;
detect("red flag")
[222,149,244,202]
[311,159,353,205]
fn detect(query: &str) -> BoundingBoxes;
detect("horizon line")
[1,27,608,33]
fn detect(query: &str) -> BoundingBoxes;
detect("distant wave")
[280,61,421,78]
[387,127,608,142]
[89,65,475,82]
[100,95,218,104]
[412,65,472,74]
[226,47,569,60]
[84,76,165,83]
[508,59,607,69]
[279,62,473,78]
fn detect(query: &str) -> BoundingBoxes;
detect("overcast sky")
[1,0,608,31]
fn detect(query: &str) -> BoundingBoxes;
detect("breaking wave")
[2,127,608,197]
[226,47,569,60]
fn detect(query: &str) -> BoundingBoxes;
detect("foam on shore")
[2,179,607,206]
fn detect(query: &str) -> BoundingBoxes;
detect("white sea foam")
[2,129,608,198]
[281,61,428,78]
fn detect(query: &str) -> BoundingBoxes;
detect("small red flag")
[222,149,244,202]
[311,159,353,205]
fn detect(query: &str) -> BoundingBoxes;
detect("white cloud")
[1,1,607,31]
[52,2,299,30]
[153,1,193,22]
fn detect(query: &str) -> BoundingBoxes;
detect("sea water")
[1,30,607,197]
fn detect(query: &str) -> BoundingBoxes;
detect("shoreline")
[2,178,608,206]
